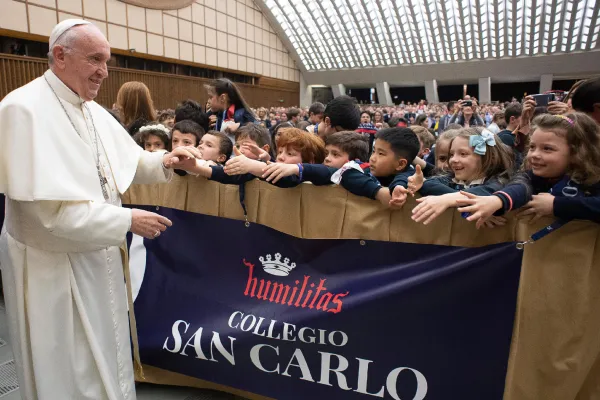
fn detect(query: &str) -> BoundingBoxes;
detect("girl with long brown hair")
[456,112,600,226]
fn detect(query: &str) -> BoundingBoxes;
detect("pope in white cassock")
[0,20,201,400]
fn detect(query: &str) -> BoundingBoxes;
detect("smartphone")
[462,100,473,107]
[531,93,556,106]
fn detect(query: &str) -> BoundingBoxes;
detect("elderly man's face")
[57,26,110,101]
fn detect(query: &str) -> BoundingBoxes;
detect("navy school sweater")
[420,174,506,197]
[493,171,600,223]
[341,166,413,200]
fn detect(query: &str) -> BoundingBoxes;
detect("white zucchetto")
[49,19,91,48]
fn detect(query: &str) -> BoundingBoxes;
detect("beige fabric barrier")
[123,175,600,400]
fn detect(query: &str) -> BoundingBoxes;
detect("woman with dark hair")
[449,99,485,127]
[205,78,256,141]
[270,121,294,154]
[415,113,430,128]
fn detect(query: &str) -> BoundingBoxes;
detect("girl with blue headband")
[409,127,514,225]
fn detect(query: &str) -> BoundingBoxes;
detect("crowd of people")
[109,76,600,228]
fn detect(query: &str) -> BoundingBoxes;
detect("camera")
[462,100,473,107]
[530,93,556,106]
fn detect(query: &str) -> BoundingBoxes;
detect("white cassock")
[0,69,172,400]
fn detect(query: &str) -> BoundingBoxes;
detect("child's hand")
[407,165,424,196]
[163,146,202,169]
[389,186,408,209]
[411,195,454,225]
[456,191,504,229]
[520,96,536,130]
[224,147,253,175]
[225,122,241,134]
[547,101,570,115]
[208,115,217,128]
[241,140,271,161]
[516,193,554,223]
[262,163,299,184]
[375,188,392,208]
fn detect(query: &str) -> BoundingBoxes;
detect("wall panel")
[0,54,300,108]
[0,0,300,82]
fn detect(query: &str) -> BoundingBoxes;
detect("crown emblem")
[259,253,296,276]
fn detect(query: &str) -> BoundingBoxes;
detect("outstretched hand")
[411,195,455,225]
[456,191,504,229]
[389,186,409,209]
[240,140,271,161]
[163,146,203,170]
[262,163,299,184]
[407,165,424,196]
[516,193,554,224]
[224,146,265,176]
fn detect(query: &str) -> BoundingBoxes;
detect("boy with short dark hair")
[340,127,420,208]
[171,120,205,150]
[235,124,273,160]
[198,130,233,165]
[324,131,369,167]
[286,108,301,126]
[308,102,325,124]
[175,99,209,132]
[306,102,325,133]
[317,96,361,139]
[497,102,523,147]
[410,126,436,158]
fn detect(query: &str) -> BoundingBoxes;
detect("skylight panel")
[263,0,597,71]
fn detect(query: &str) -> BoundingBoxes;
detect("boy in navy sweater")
[339,127,420,208]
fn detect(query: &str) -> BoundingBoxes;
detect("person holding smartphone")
[449,98,485,127]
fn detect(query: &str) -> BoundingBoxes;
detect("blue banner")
[128,206,522,400]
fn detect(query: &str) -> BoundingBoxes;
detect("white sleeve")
[18,200,132,247]
[132,150,173,185]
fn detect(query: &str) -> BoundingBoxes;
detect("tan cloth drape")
[123,175,600,400]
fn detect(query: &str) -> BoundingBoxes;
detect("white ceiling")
[263,0,600,72]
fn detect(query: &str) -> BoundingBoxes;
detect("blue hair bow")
[469,129,496,155]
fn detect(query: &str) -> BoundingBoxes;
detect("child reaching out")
[235,124,273,161]
[260,131,370,186]
[410,128,514,225]
[185,128,325,187]
[171,120,204,150]
[338,127,421,208]
[456,113,600,228]
[197,130,233,165]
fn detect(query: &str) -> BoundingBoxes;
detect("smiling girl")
[410,127,514,225]
[434,128,461,172]
[456,113,600,227]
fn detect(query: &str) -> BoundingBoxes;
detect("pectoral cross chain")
[97,166,110,201]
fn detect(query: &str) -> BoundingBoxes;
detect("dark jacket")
[216,107,256,131]
[494,171,600,223]
[498,129,526,170]
[341,167,412,200]
[274,164,337,188]
[420,174,506,197]
[448,113,485,127]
